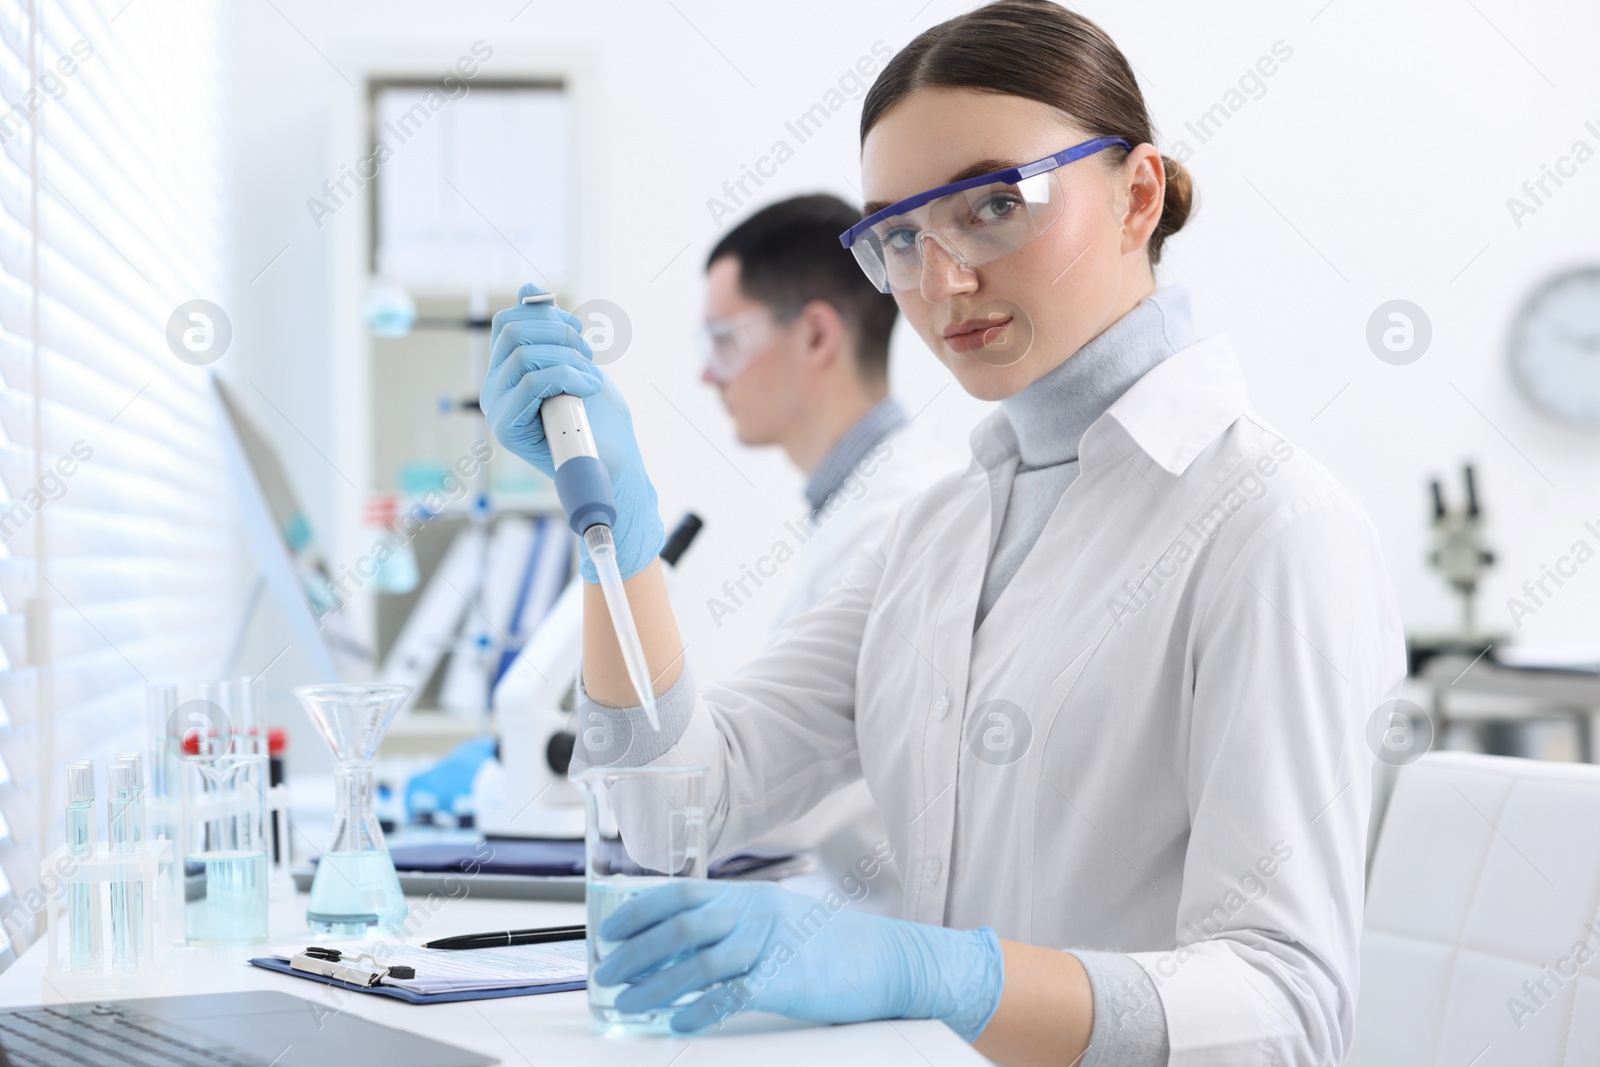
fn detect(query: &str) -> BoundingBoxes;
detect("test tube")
[144,684,183,939]
[267,729,293,897]
[198,680,230,751]
[233,676,262,755]
[66,760,98,970]
[145,683,178,802]
[108,760,144,970]
[113,752,146,843]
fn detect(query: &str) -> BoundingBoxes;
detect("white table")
[0,888,985,1066]
[1419,651,1600,760]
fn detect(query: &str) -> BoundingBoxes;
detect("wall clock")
[1510,266,1600,428]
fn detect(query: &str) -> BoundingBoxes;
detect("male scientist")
[696,194,964,913]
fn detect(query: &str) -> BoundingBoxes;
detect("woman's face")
[860,88,1166,401]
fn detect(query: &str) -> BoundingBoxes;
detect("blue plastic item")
[404,737,497,824]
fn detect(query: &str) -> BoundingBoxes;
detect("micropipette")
[522,292,661,731]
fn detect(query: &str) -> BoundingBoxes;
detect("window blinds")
[0,0,234,960]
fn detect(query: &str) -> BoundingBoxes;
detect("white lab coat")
[770,417,968,631]
[654,334,1405,1063]
[754,416,966,916]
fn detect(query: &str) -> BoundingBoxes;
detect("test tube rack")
[142,795,186,939]
[41,839,172,995]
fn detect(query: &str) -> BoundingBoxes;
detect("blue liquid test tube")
[113,752,147,845]
[108,757,145,969]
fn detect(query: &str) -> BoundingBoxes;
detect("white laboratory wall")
[222,0,1600,699]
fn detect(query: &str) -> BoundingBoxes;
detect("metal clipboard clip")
[290,946,415,987]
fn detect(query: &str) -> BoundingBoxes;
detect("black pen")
[422,924,587,950]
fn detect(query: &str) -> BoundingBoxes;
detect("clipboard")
[249,934,588,1004]
[247,956,584,1004]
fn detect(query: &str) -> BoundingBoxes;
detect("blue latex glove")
[481,282,664,582]
[403,736,496,823]
[592,880,1005,1039]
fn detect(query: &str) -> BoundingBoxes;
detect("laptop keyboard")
[0,1004,276,1067]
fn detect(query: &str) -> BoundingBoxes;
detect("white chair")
[1348,752,1600,1066]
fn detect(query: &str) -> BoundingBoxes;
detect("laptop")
[0,990,496,1066]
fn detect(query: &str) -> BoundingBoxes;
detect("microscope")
[472,514,702,838]
[1428,464,1495,641]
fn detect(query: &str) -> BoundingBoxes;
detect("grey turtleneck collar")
[1000,286,1197,469]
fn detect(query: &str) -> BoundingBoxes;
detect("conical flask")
[294,683,411,936]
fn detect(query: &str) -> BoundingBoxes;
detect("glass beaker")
[573,765,709,1035]
[179,737,269,945]
[294,684,411,937]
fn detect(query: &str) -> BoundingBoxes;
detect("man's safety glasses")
[695,309,780,384]
[838,137,1131,294]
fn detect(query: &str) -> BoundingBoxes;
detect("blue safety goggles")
[839,136,1131,293]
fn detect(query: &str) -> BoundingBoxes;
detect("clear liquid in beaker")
[185,849,268,945]
[306,851,408,936]
[587,877,696,1034]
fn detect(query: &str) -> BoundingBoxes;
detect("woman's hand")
[592,880,1004,1038]
[481,282,663,580]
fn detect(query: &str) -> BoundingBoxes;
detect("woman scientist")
[481,2,1404,1064]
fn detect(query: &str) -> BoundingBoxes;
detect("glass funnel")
[293,683,412,936]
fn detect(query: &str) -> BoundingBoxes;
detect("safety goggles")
[694,309,781,384]
[839,136,1131,294]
